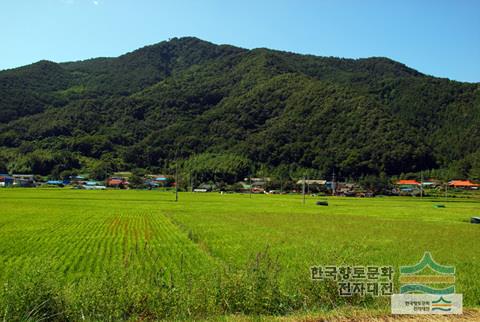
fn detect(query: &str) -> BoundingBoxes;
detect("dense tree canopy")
[0,37,479,180]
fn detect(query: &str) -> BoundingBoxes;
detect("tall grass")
[0,250,348,321]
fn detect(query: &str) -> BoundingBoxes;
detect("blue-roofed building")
[0,174,14,187]
[145,174,172,188]
[47,180,64,186]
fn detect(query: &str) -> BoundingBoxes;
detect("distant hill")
[0,37,479,180]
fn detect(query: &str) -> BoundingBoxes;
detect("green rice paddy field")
[0,189,479,321]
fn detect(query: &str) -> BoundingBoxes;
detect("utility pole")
[175,161,178,202]
[249,175,252,199]
[420,171,424,198]
[302,175,306,204]
[190,173,193,192]
[306,174,310,195]
[174,149,179,202]
[332,170,336,196]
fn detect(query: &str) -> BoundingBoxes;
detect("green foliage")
[5,150,80,176]
[89,161,113,180]
[1,264,66,321]
[0,37,479,179]
[0,155,7,173]
[69,135,113,158]
[358,173,392,194]
[182,153,251,184]
[129,174,146,189]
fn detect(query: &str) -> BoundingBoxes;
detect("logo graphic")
[310,264,393,297]
[391,252,462,315]
[431,296,453,312]
[399,252,455,295]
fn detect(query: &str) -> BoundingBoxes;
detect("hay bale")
[471,217,480,224]
[316,201,328,206]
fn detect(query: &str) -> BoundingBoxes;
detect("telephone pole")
[175,162,178,202]
[420,171,424,198]
[190,173,193,192]
[174,149,179,202]
[332,169,336,196]
[249,175,252,198]
[302,175,306,204]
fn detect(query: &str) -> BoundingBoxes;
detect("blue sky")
[1,0,479,82]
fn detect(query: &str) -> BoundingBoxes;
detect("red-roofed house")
[396,180,421,186]
[448,180,480,189]
[106,177,129,188]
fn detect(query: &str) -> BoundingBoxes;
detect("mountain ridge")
[0,37,479,181]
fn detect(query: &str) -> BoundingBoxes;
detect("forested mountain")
[0,37,479,181]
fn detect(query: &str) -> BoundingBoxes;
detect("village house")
[106,177,129,188]
[396,179,421,186]
[396,179,420,190]
[242,177,271,193]
[46,180,67,186]
[0,174,14,187]
[295,179,327,186]
[296,179,327,190]
[448,180,480,190]
[13,174,36,187]
[336,183,358,196]
[420,179,442,188]
[235,180,266,193]
[81,181,107,190]
[144,175,171,188]
[194,183,216,192]
[244,177,271,185]
[70,175,87,186]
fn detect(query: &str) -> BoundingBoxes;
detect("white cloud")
[93,0,99,5]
